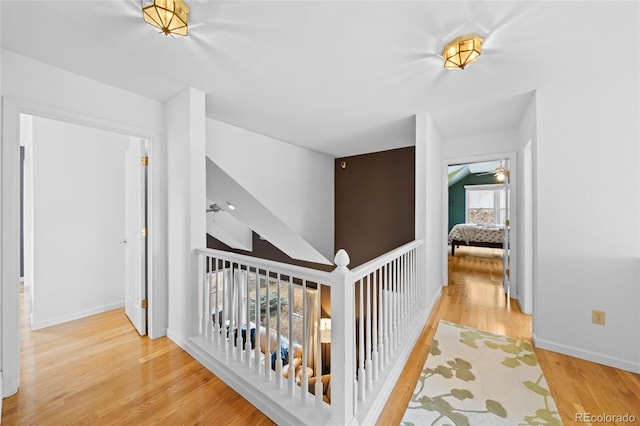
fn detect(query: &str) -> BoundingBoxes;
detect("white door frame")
[1,96,165,398]
[441,151,518,298]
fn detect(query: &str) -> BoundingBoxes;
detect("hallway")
[378,246,640,425]
[3,249,639,425]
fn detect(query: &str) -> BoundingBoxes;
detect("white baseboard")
[428,286,443,316]
[533,333,640,374]
[30,301,125,330]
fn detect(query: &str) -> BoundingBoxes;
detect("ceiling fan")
[478,161,506,181]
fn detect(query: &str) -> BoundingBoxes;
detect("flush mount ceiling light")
[442,33,483,70]
[142,0,190,37]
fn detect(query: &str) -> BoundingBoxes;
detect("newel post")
[330,249,356,425]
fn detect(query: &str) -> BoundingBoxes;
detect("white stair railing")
[336,240,426,424]
[192,239,426,425]
[194,249,332,425]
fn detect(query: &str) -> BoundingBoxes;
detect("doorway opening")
[20,113,149,334]
[443,154,516,313]
[2,98,162,399]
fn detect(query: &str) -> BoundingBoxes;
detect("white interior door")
[502,159,512,298]
[124,138,147,335]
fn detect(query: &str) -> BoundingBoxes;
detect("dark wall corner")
[335,146,415,268]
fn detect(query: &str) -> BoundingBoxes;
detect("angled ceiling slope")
[206,158,332,266]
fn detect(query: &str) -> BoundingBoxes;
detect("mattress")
[448,223,505,244]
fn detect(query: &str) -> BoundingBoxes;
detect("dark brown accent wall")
[334,147,415,268]
[206,232,333,272]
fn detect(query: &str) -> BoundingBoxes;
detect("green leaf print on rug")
[401,321,563,425]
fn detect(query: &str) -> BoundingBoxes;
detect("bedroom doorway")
[20,113,149,333]
[444,153,516,306]
[2,98,157,398]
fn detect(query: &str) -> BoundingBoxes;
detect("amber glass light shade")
[442,33,483,69]
[142,0,189,37]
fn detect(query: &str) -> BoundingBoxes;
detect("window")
[465,184,505,225]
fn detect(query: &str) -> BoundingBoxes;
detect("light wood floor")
[2,286,275,425]
[378,246,640,426]
[4,248,640,425]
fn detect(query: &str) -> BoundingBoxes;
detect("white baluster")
[407,250,415,319]
[255,269,262,375]
[379,266,385,370]
[394,258,400,350]
[214,258,220,348]
[221,263,229,355]
[198,255,209,339]
[390,260,396,357]
[399,254,407,337]
[410,251,415,316]
[396,257,401,347]
[408,253,412,320]
[354,306,358,414]
[236,266,243,360]
[245,266,251,368]
[412,249,417,316]
[372,270,379,382]
[358,278,365,401]
[207,256,215,342]
[287,275,295,397]
[420,244,428,308]
[396,257,401,342]
[275,273,283,389]
[385,262,392,361]
[229,264,235,357]
[365,275,372,391]
[265,271,271,383]
[301,279,308,404]
[315,283,323,411]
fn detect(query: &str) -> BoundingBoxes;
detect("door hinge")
[505,170,511,179]
[505,219,510,227]
[141,299,148,309]
[142,228,148,237]
[141,156,149,166]
[506,268,510,277]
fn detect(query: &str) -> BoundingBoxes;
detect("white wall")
[416,113,444,310]
[533,61,640,372]
[442,130,519,160]
[515,95,537,315]
[166,88,206,343]
[0,50,163,133]
[26,116,129,329]
[206,119,334,260]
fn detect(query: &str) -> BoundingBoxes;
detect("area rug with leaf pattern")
[401,320,562,426]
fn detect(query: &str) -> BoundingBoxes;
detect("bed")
[448,223,505,256]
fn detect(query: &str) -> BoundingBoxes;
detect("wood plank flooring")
[377,246,640,426]
[2,286,274,425]
[4,247,640,425]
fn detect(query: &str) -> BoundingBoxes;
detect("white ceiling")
[0,1,618,157]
